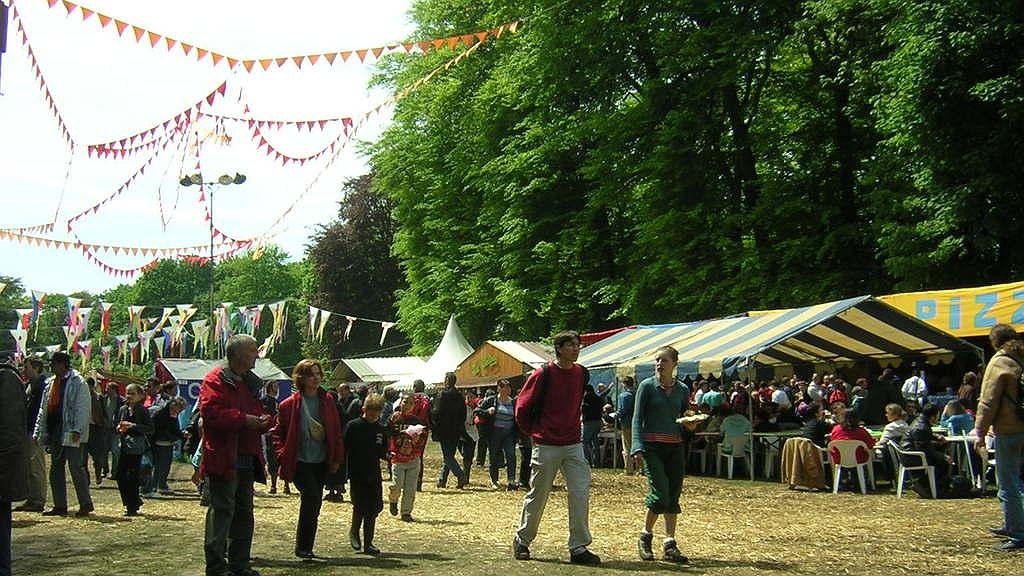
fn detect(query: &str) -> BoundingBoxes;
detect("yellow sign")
[879,280,1024,338]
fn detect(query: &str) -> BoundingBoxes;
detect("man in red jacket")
[200,334,271,576]
[512,331,600,565]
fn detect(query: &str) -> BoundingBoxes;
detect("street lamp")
[179,172,247,355]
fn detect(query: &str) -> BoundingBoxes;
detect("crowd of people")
[2,324,1024,576]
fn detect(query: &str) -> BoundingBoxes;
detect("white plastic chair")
[828,439,876,494]
[889,444,936,499]
[716,436,751,479]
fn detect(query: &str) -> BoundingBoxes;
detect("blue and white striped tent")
[581,296,980,381]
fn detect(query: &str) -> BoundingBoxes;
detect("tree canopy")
[369,0,1024,350]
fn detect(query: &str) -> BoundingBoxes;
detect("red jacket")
[199,365,267,480]
[515,362,585,446]
[271,390,344,482]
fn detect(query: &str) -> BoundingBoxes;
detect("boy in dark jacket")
[344,394,387,556]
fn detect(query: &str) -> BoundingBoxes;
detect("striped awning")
[605,296,980,378]
[578,322,703,368]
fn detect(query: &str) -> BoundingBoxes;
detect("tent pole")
[748,354,756,482]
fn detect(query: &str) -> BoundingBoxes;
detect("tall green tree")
[306,174,407,356]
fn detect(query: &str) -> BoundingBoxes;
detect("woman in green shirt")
[631,345,689,563]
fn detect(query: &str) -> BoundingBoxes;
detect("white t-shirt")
[902,376,927,402]
[770,389,792,409]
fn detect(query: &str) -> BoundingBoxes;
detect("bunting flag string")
[39,0,518,72]
[0,228,248,261]
[253,31,492,244]
[85,83,224,155]
[78,306,93,338]
[10,4,74,148]
[101,345,112,370]
[0,222,56,235]
[246,106,352,167]
[65,124,186,229]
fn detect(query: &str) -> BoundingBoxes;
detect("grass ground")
[11,444,1018,576]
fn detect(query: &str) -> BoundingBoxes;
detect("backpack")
[998,352,1024,421]
[526,363,590,430]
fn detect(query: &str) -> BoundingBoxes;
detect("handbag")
[301,396,326,442]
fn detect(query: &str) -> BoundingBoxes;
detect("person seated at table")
[801,402,829,447]
[908,403,951,497]
[874,403,910,482]
[717,405,751,455]
[939,400,974,435]
[903,400,919,423]
[826,401,847,427]
[752,403,781,433]
[829,408,875,466]
[849,380,867,410]
[875,403,910,451]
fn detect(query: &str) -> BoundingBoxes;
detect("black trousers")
[116,453,142,513]
[204,467,255,575]
[293,462,326,553]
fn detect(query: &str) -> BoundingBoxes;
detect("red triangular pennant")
[147,31,161,47]
[131,26,145,42]
[323,52,338,65]
[371,47,384,59]
[181,42,194,56]
[447,36,459,50]
[355,49,368,62]
[114,20,128,36]
[62,0,77,15]
[80,7,94,20]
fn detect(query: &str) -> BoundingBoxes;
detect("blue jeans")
[148,444,174,492]
[437,439,465,486]
[995,432,1024,541]
[490,426,518,485]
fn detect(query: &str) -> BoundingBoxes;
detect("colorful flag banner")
[15,309,33,330]
[100,301,114,339]
[316,310,332,342]
[43,344,62,358]
[344,315,356,341]
[379,321,395,346]
[78,307,93,338]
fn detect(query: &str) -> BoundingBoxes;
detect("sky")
[0,0,415,296]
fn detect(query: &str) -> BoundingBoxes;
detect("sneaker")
[570,548,601,565]
[638,532,654,561]
[490,482,500,490]
[513,538,531,560]
[42,508,68,516]
[401,514,414,522]
[997,539,1024,551]
[389,502,399,516]
[364,544,381,556]
[124,510,141,517]
[506,483,518,491]
[295,549,316,559]
[457,475,469,489]
[663,540,688,563]
[989,526,1011,538]
[75,505,94,517]
[349,531,361,551]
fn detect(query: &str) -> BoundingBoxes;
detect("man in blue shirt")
[617,377,636,475]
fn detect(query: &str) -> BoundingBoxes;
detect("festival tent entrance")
[392,315,474,392]
[155,357,291,408]
[454,341,554,389]
[609,296,982,381]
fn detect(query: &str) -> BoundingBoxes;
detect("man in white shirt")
[901,366,928,406]
[769,381,792,410]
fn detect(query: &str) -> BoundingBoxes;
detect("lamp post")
[179,172,247,356]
